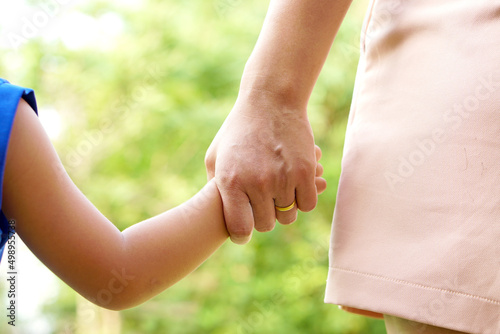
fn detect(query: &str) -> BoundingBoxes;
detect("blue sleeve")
[0,78,38,260]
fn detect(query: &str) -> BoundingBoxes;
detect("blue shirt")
[0,79,38,260]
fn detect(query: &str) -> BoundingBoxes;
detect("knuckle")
[229,169,272,192]
[276,172,288,190]
[255,222,275,232]
[278,162,292,178]
[276,162,293,189]
[295,159,316,178]
[229,224,253,238]
[254,173,272,191]
[218,168,271,192]
[217,170,240,189]
[227,218,253,235]
[278,215,296,225]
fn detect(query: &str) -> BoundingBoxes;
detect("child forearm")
[4,99,227,311]
[114,180,228,310]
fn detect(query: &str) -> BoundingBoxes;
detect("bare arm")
[240,0,354,109]
[206,0,352,243]
[3,100,228,310]
[3,99,326,310]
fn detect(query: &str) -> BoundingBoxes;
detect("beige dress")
[324,1,500,333]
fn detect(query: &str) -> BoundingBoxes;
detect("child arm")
[2,99,228,310]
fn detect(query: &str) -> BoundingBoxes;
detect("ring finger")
[274,191,298,225]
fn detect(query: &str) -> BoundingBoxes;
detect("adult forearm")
[239,0,353,111]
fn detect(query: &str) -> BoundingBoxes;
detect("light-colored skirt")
[325,1,500,333]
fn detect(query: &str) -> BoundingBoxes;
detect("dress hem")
[325,267,500,334]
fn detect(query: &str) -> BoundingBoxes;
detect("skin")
[385,315,468,334]
[206,0,468,332]
[1,99,326,311]
[205,0,353,244]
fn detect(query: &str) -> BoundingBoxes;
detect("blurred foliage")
[0,0,387,333]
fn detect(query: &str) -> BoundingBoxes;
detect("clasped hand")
[205,98,327,244]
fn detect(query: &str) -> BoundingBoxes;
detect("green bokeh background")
[0,0,387,332]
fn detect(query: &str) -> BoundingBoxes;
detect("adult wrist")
[238,64,311,115]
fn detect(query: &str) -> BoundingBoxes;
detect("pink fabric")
[324,1,500,333]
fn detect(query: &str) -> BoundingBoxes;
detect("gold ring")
[275,200,296,212]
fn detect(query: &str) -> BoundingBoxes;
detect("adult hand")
[203,0,352,244]
[205,97,324,244]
